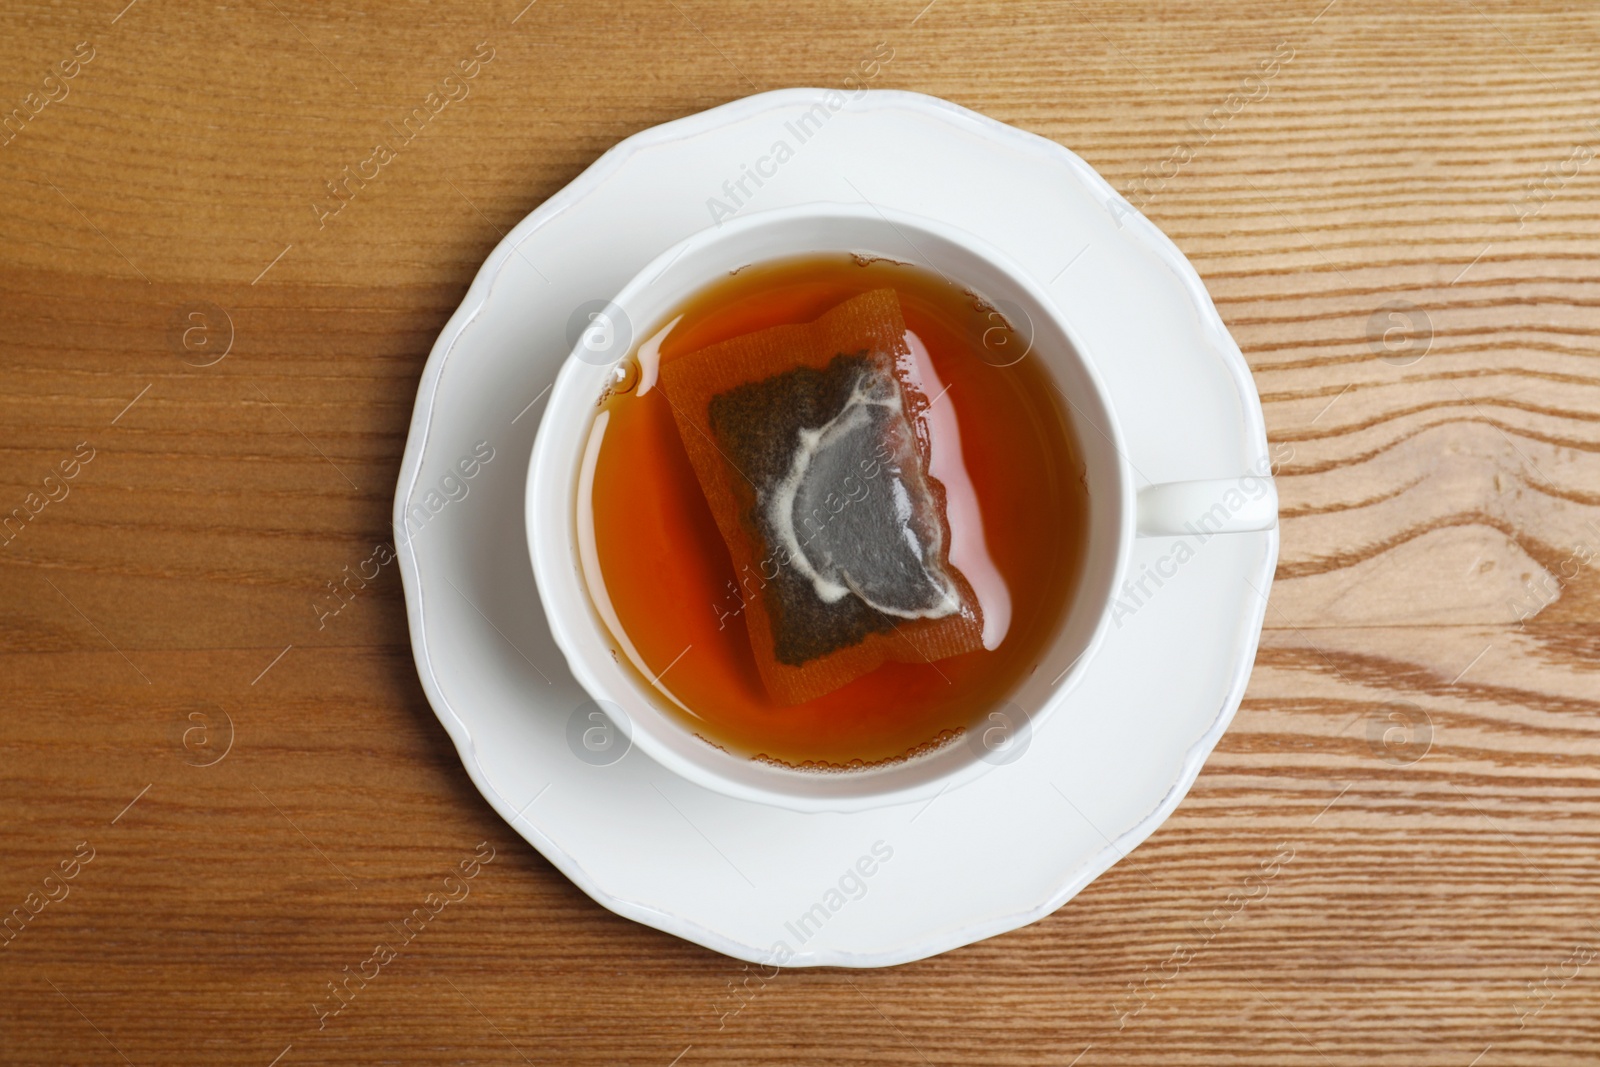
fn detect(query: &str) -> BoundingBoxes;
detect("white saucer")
[394,89,1277,967]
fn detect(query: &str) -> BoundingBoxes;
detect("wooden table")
[3,0,1597,1063]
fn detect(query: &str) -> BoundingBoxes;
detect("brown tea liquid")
[581,255,1087,767]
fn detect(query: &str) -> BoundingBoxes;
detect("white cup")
[527,203,1275,813]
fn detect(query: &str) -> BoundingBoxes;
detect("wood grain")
[3,0,1598,1063]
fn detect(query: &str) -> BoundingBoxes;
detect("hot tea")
[577,254,1087,768]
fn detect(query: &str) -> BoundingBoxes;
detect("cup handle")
[1136,478,1278,538]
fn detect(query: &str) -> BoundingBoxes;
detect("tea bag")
[660,289,983,705]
